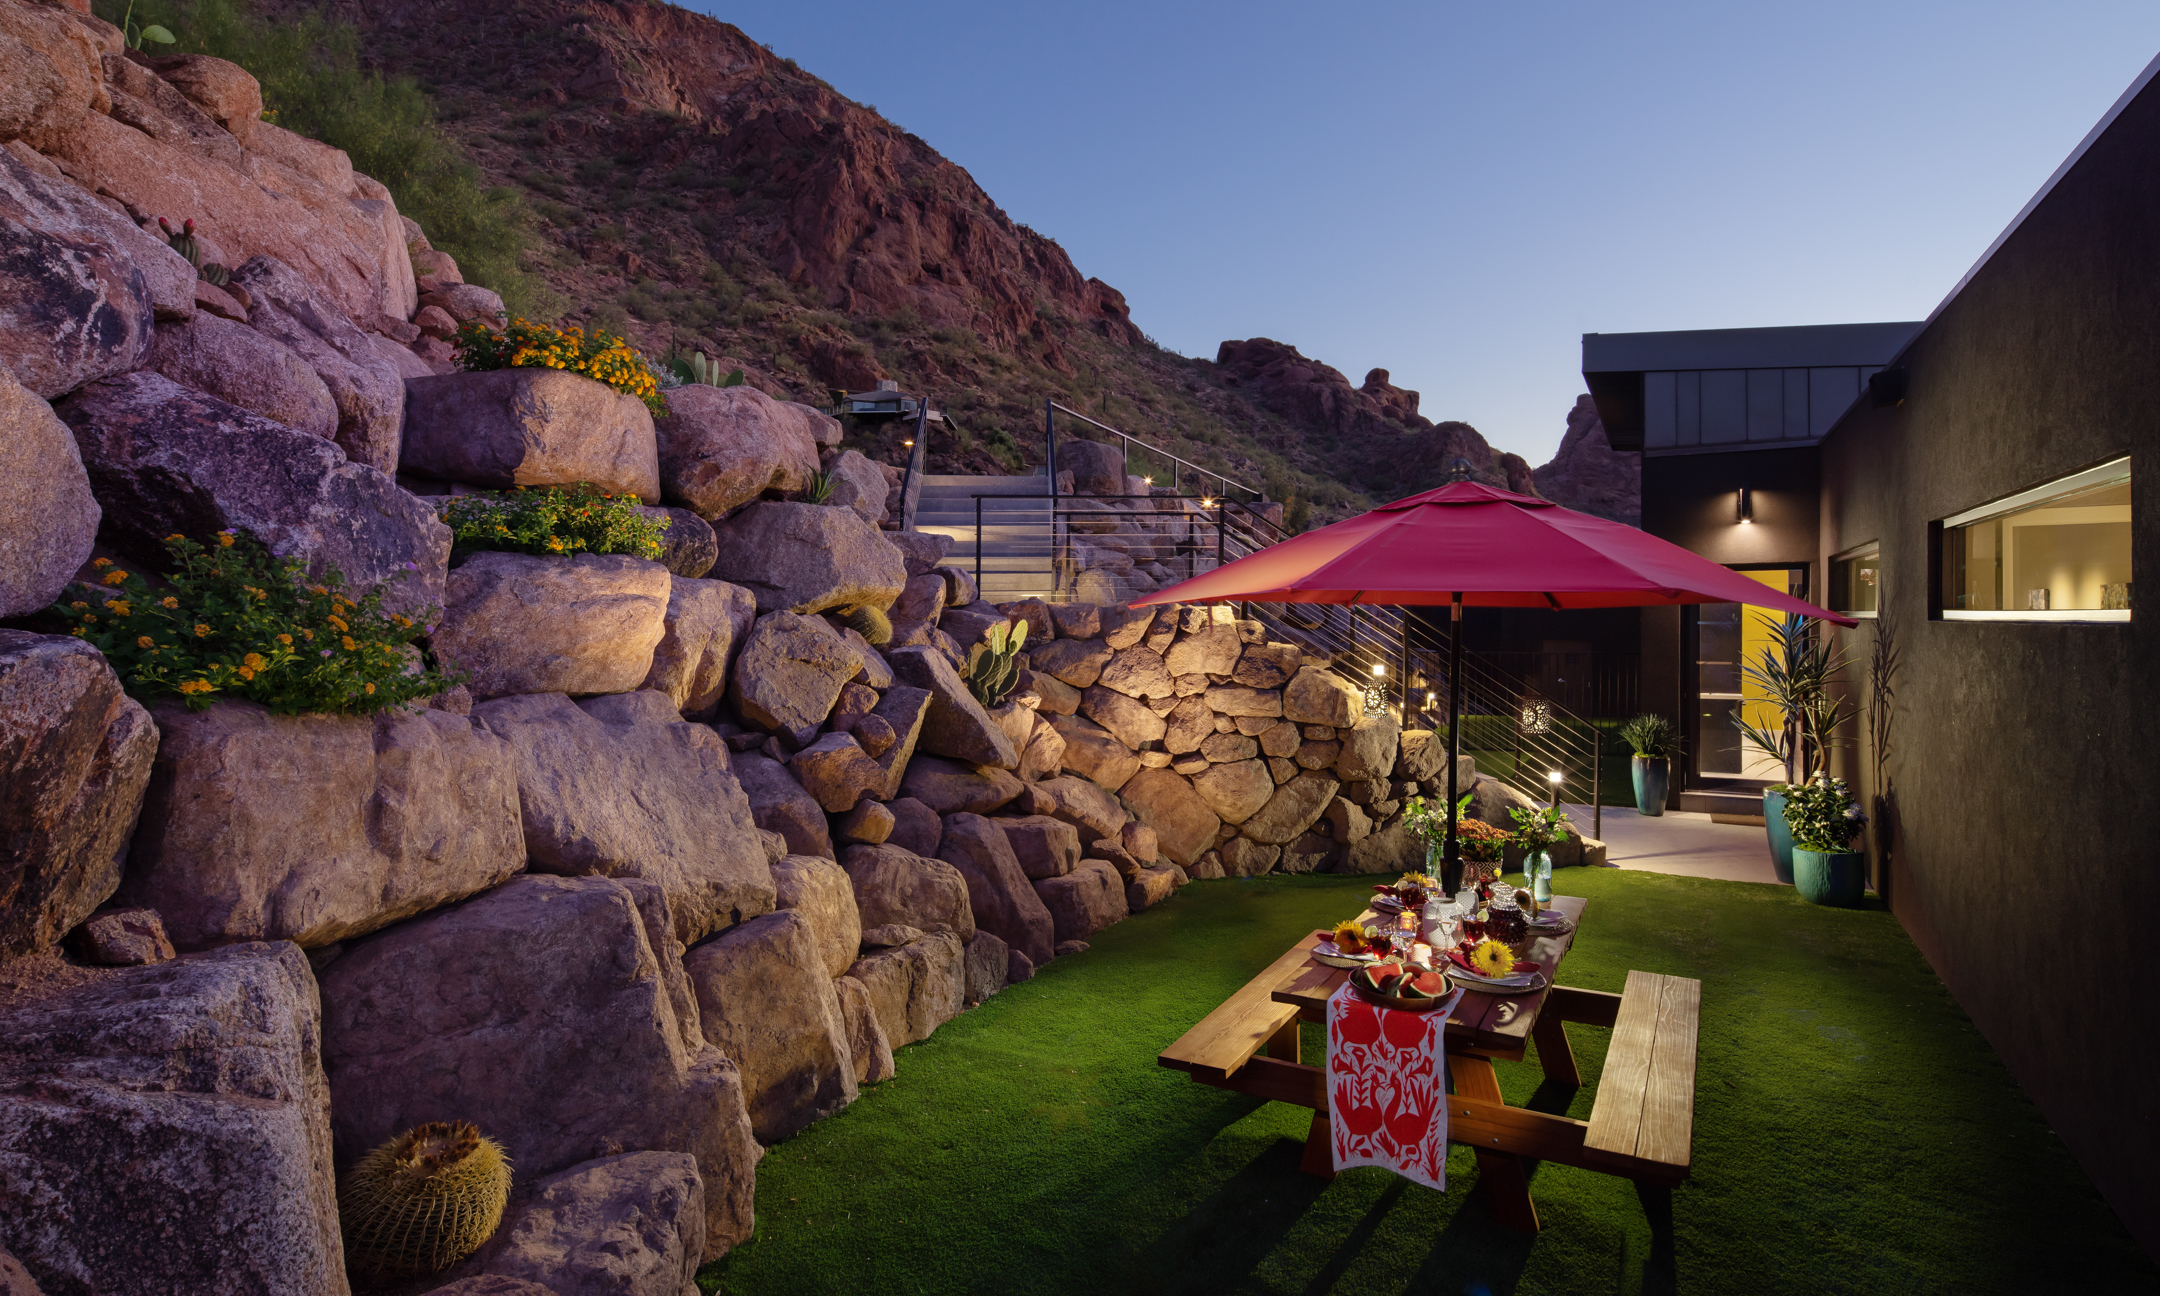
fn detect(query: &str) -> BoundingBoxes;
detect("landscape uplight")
[1547,769,1564,809]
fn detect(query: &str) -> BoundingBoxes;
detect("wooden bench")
[1583,969,1701,1176]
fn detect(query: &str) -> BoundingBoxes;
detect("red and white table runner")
[1325,982,1463,1190]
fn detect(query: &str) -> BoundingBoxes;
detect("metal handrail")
[1045,401,1262,503]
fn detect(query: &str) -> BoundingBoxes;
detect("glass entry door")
[1694,567,1806,781]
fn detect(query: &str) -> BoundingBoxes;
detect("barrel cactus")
[838,603,892,646]
[157,216,201,268]
[964,617,1028,707]
[339,1121,512,1279]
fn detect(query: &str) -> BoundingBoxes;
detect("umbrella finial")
[1446,456,1475,482]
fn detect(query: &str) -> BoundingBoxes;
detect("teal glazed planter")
[1763,788,1796,885]
[1630,756,1669,816]
[1793,848,1866,907]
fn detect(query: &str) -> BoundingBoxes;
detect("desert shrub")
[439,485,666,562]
[49,532,447,714]
[92,0,556,319]
[453,317,665,414]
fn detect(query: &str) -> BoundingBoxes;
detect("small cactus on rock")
[837,603,892,646]
[669,350,747,388]
[198,262,231,287]
[964,617,1028,708]
[158,216,200,267]
[339,1120,512,1280]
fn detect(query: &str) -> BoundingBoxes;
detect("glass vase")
[1526,849,1552,905]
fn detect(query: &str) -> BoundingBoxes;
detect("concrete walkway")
[1559,803,1786,886]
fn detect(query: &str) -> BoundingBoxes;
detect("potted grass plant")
[1618,713,1678,816]
[1783,773,1868,906]
[1737,616,1854,885]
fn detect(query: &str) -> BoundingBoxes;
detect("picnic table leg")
[1448,1053,1542,1233]
[1266,1015,1301,1065]
[1532,1007,1581,1088]
[1299,1112,1337,1179]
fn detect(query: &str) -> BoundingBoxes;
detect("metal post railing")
[974,494,982,592]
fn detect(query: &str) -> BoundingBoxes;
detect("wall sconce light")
[1738,485,1754,525]
[902,439,914,448]
[1363,662,1387,716]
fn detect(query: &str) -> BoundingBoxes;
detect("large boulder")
[1284,667,1359,727]
[473,690,773,944]
[0,942,344,1294]
[1017,715,1067,781]
[1335,715,1402,782]
[884,797,943,856]
[821,447,889,524]
[144,311,339,440]
[1058,438,1125,495]
[1232,642,1303,689]
[0,146,193,399]
[1342,820,1424,874]
[0,633,155,961]
[886,530,951,577]
[1393,729,1450,782]
[643,505,718,578]
[770,854,861,978]
[1028,637,1111,688]
[1046,713,1140,792]
[1466,772,1543,830]
[1033,860,1128,944]
[789,732,886,813]
[56,371,450,617]
[1079,685,1167,749]
[1239,771,1341,845]
[654,385,826,518]
[708,501,906,616]
[1163,624,1241,677]
[935,812,1055,966]
[1162,696,1213,755]
[118,698,522,950]
[483,1152,705,1296]
[227,257,406,472]
[1093,644,1175,700]
[839,843,975,940]
[402,369,661,501]
[866,684,933,799]
[39,109,396,328]
[1190,758,1276,825]
[727,611,857,744]
[1117,767,1219,868]
[731,752,833,859]
[319,875,763,1261]
[684,910,857,1144]
[640,575,757,718]
[843,929,964,1048]
[1030,775,1127,843]
[1202,685,1283,718]
[992,815,1081,881]
[0,369,98,619]
[963,929,1010,1005]
[885,570,947,647]
[0,1,109,151]
[146,52,263,135]
[886,645,1019,769]
[833,975,895,1084]
[433,551,671,699]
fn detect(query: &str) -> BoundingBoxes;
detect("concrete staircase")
[911,474,1058,602]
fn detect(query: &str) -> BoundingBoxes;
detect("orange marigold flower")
[108,601,130,616]
[365,682,376,695]
[236,666,256,681]
[93,558,111,568]
[218,533,235,547]
[243,652,266,669]
[277,634,293,645]
[136,635,154,649]
[161,597,179,609]
[194,624,211,637]
[102,570,129,585]
[341,636,357,651]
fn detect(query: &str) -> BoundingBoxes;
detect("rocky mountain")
[1533,394,1641,526]
[277,0,1635,525]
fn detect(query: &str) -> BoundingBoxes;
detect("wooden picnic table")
[1158,894,1700,1232]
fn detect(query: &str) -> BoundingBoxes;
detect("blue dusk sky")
[690,1,2160,464]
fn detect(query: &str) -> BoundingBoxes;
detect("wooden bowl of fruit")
[1349,960,1453,1011]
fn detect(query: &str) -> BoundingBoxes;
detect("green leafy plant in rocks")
[438,484,667,563]
[48,532,448,714]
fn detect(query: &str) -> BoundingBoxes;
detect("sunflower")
[1467,938,1516,979]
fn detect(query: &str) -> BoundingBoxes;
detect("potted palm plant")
[1736,616,1853,885]
[1783,773,1868,906]
[1618,713,1679,816]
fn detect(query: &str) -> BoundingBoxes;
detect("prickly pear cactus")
[964,617,1029,707]
[838,603,892,646]
[339,1121,512,1279]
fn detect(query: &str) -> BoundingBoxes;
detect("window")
[1939,458,2130,621]
[1829,544,1880,617]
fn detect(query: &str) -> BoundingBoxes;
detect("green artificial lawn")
[702,870,2154,1295]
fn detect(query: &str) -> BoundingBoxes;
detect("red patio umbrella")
[1131,481,1855,889]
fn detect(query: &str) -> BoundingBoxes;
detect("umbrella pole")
[1443,591,1464,896]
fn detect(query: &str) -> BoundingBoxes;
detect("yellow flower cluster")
[458,317,664,414]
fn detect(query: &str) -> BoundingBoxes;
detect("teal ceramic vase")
[1630,756,1669,816]
[1763,788,1796,885]
[1793,848,1866,907]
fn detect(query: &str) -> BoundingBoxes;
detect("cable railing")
[1045,401,1263,505]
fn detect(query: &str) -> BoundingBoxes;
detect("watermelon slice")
[1411,971,1447,997]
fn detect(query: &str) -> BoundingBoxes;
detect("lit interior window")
[1940,458,2130,619]
[1829,545,1880,617]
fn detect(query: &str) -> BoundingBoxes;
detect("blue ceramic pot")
[1763,788,1796,885]
[1630,756,1669,816]
[1793,848,1866,907]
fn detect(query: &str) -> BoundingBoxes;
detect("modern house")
[1584,54,2157,1256]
